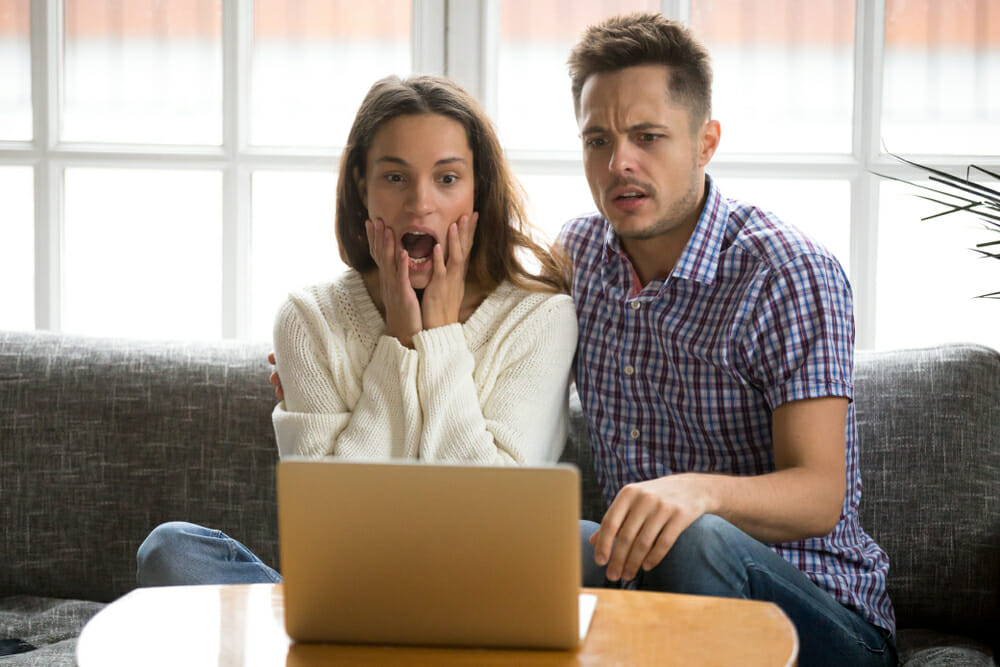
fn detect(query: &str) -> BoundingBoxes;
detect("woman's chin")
[408,273,431,291]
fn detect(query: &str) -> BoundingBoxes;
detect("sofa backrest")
[3,330,998,645]
[854,344,999,645]
[0,331,280,602]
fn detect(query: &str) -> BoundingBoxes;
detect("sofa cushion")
[0,596,104,666]
[855,344,1000,650]
[896,628,995,666]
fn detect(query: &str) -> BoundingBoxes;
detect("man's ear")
[698,120,721,167]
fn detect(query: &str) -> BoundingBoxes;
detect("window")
[1,0,421,342]
[0,166,33,330]
[0,0,30,140]
[2,0,998,350]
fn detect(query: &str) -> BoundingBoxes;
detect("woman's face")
[359,113,475,289]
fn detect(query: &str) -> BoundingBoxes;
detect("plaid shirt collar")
[601,174,727,290]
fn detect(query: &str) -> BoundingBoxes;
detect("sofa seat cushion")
[898,628,995,666]
[0,596,104,666]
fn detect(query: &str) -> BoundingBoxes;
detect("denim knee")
[640,514,750,596]
[136,521,203,587]
[668,514,742,564]
[579,520,605,587]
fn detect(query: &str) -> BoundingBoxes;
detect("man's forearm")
[693,466,844,544]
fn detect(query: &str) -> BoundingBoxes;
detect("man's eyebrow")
[580,122,671,135]
[629,122,670,133]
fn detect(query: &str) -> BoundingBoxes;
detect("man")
[559,12,895,665]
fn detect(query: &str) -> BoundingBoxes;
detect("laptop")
[276,458,596,650]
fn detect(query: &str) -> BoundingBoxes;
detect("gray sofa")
[1,330,997,666]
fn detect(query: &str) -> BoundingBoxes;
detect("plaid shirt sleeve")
[740,251,856,411]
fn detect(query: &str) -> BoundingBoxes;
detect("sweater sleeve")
[270,293,422,460]
[413,295,578,466]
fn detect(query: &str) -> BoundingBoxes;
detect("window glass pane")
[496,0,660,152]
[883,0,1000,155]
[64,169,222,339]
[0,0,30,140]
[0,166,34,329]
[251,170,342,341]
[691,0,855,155]
[251,0,411,147]
[712,177,852,273]
[875,179,1000,351]
[518,167,594,244]
[63,0,223,144]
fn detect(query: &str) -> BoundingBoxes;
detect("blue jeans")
[136,521,281,586]
[580,515,897,667]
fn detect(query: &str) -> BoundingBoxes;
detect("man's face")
[578,64,717,242]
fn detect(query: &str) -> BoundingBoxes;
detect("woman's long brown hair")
[335,75,568,294]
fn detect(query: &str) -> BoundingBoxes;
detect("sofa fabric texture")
[1,330,997,665]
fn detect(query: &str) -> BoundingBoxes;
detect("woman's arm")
[414,294,578,465]
[271,292,422,460]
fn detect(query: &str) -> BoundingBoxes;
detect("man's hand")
[267,352,284,401]
[590,474,711,582]
[366,218,422,348]
[421,213,478,330]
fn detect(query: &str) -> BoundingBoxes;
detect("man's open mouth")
[616,191,646,201]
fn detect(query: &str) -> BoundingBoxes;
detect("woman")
[136,75,577,586]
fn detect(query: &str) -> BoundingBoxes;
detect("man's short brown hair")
[567,13,713,129]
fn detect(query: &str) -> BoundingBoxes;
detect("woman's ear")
[354,166,366,205]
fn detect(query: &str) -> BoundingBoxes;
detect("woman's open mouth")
[401,232,438,265]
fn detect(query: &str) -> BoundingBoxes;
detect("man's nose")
[609,139,637,175]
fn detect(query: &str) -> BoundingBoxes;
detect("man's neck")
[620,195,707,286]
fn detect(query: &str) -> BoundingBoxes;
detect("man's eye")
[584,137,606,148]
[638,133,658,143]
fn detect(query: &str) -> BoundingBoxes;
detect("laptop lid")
[277,459,582,649]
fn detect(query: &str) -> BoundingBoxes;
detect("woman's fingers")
[462,212,479,258]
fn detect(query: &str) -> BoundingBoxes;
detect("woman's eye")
[440,174,458,185]
[385,173,404,183]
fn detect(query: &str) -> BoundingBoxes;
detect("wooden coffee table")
[77,583,798,666]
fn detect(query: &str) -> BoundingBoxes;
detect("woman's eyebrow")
[373,156,468,167]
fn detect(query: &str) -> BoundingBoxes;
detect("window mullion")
[445,0,490,110]
[850,0,886,349]
[222,0,251,339]
[413,0,446,75]
[31,0,62,331]
[660,0,692,22]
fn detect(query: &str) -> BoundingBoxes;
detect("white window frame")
[446,0,999,350]
[1,0,445,339]
[3,0,998,346]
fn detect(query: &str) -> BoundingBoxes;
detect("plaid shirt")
[559,176,895,634]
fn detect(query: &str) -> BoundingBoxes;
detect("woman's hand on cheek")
[366,218,422,348]
[422,212,478,330]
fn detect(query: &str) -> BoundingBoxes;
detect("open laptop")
[276,458,596,650]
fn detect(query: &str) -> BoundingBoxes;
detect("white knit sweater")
[271,269,578,465]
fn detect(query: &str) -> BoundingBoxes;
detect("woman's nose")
[406,179,434,215]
